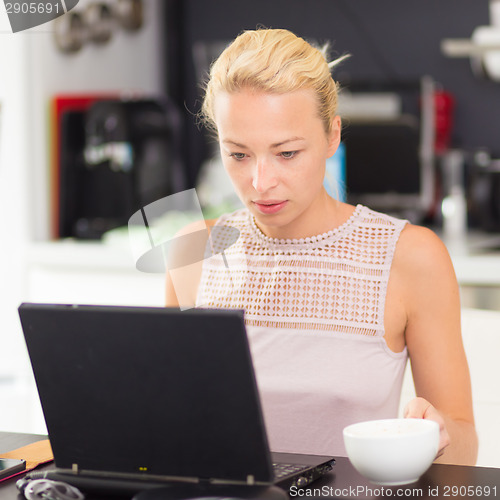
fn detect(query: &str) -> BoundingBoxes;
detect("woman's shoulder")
[387,223,458,335]
[394,223,455,282]
[398,224,450,259]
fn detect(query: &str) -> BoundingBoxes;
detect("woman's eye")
[229,152,247,161]
[280,151,297,159]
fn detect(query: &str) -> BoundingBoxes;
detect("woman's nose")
[252,159,278,193]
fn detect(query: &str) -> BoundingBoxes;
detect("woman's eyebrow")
[222,137,305,148]
[222,139,247,148]
[271,137,306,148]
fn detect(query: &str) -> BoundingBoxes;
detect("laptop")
[18,303,335,496]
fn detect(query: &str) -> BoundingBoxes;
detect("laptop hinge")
[199,475,264,487]
[197,478,211,487]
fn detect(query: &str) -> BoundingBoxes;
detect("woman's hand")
[404,396,450,459]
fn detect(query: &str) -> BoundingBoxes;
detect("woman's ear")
[326,115,342,157]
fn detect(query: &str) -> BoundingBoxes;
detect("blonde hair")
[201,28,347,134]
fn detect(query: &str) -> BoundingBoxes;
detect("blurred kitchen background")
[1,0,500,466]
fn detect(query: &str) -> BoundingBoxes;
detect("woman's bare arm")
[395,225,478,465]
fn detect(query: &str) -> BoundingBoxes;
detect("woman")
[165,28,477,464]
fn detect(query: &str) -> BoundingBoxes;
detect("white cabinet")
[25,241,166,307]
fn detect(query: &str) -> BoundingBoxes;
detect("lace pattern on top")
[197,205,407,337]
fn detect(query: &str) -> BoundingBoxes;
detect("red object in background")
[51,94,118,239]
[433,90,455,154]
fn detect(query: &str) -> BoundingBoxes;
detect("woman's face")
[213,88,341,239]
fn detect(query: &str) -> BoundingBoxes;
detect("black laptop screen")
[19,304,274,484]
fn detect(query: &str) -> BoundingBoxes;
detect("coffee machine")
[57,98,185,239]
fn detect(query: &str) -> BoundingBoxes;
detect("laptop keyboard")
[272,462,310,479]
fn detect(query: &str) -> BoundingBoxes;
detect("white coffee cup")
[343,418,439,485]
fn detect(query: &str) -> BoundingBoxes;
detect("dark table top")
[1,432,499,500]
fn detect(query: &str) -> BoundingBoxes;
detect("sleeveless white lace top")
[196,204,409,456]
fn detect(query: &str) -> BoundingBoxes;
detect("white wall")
[0,0,166,431]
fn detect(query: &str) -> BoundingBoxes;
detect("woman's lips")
[253,200,288,215]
